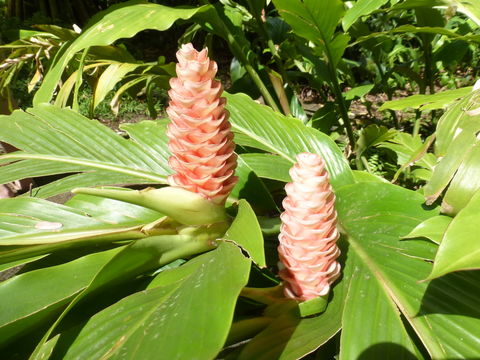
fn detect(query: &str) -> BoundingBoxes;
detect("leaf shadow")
[416,270,480,318]
[358,342,418,360]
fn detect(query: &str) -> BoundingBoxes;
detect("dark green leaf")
[59,242,250,360]
[428,190,480,279]
[226,200,266,267]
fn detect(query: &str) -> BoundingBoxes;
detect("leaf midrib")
[347,234,446,358]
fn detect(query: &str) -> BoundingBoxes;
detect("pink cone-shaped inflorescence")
[278,153,341,301]
[166,43,238,204]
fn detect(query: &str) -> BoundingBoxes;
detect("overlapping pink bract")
[166,43,237,204]
[278,153,341,301]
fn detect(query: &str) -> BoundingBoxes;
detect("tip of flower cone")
[166,43,238,205]
[296,152,323,165]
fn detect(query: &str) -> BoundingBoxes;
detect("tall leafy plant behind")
[272,0,356,147]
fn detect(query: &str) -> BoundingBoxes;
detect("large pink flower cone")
[166,43,238,204]
[278,153,341,301]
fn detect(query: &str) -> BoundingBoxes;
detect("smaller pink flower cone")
[166,43,238,204]
[278,153,341,301]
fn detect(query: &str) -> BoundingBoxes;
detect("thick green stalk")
[330,69,355,149]
[227,33,280,112]
[226,317,273,346]
[321,39,355,149]
[375,60,399,129]
[240,285,284,305]
[72,187,229,225]
[422,35,435,95]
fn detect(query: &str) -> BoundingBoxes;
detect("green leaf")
[392,0,480,26]
[225,200,265,267]
[379,87,472,111]
[0,107,171,198]
[226,92,354,189]
[29,231,220,358]
[379,132,436,170]
[0,247,121,347]
[92,62,142,111]
[402,215,452,244]
[442,141,480,215]
[336,182,480,359]
[355,124,397,158]
[239,153,291,182]
[343,0,389,31]
[434,91,480,156]
[428,190,480,279]
[343,84,374,100]
[230,157,278,213]
[355,25,466,46]
[59,242,250,360]
[0,195,162,264]
[339,251,422,360]
[424,93,480,204]
[33,1,209,105]
[352,170,389,184]
[272,0,344,46]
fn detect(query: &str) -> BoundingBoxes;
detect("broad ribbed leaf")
[238,297,342,360]
[336,182,480,359]
[0,105,170,190]
[379,87,472,111]
[92,62,142,111]
[428,190,480,279]
[33,1,209,105]
[343,0,389,31]
[0,106,171,197]
[443,142,480,215]
[226,93,354,189]
[272,0,344,46]
[339,252,422,360]
[240,154,291,182]
[402,215,452,244]
[434,91,480,156]
[0,195,162,264]
[60,242,250,360]
[225,200,265,267]
[424,93,480,205]
[0,247,121,347]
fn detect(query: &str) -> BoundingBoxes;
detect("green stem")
[72,187,228,225]
[375,60,399,129]
[234,43,280,112]
[200,0,280,112]
[241,285,284,305]
[361,156,372,173]
[73,47,89,112]
[226,317,273,346]
[422,35,435,95]
[330,72,355,149]
[413,110,422,137]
